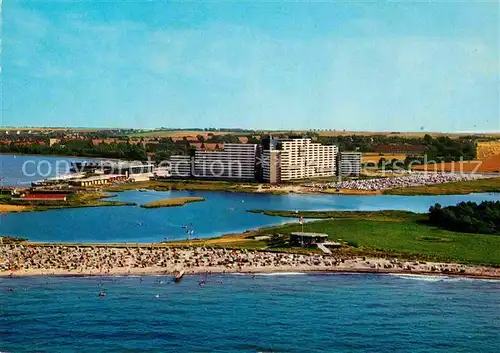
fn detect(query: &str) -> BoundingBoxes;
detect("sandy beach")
[1,244,499,279]
[0,204,31,213]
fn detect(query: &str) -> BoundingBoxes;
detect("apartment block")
[169,144,258,180]
[194,143,257,180]
[262,138,338,183]
[339,152,362,176]
[261,150,281,184]
[169,155,192,178]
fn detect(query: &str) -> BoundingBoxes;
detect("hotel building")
[169,144,258,180]
[262,138,338,183]
[168,155,192,178]
[339,152,362,177]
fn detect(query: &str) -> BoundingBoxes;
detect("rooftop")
[290,232,328,238]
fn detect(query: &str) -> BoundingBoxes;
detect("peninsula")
[2,207,499,279]
[140,197,205,208]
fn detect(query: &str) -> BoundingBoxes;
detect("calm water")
[1,190,500,243]
[0,154,98,187]
[1,274,499,353]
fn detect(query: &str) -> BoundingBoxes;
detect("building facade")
[169,144,258,180]
[339,152,362,177]
[262,138,338,183]
[194,144,258,180]
[168,155,192,178]
[261,150,281,184]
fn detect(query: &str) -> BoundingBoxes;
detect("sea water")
[1,274,499,352]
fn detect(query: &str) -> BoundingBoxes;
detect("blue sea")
[1,273,499,352]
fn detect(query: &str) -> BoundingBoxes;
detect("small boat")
[174,270,185,283]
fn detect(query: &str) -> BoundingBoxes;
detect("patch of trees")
[428,201,500,235]
[318,134,476,161]
[0,139,147,160]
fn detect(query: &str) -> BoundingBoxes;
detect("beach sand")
[1,245,499,279]
[0,204,31,213]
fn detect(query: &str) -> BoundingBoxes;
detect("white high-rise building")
[339,152,362,176]
[169,155,192,178]
[262,138,338,183]
[194,143,257,180]
[169,144,258,180]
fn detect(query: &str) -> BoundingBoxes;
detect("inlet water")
[1,189,499,242]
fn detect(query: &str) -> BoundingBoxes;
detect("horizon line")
[0,127,499,135]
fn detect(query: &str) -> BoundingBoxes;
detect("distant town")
[1,127,499,202]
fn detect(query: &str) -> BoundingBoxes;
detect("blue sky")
[2,0,499,132]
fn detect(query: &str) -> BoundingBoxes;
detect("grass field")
[249,209,411,221]
[105,179,254,192]
[102,177,500,196]
[124,128,500,139]
[104,179,287,194]
[248,210,500,265]
[309,131,500,138]
[412,156,500,173]
[383,177,500,195]
[129,130,237,138]
[140,197,205,208]
[1,192,135,212]
[362,153,408,164]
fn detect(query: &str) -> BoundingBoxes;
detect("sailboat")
[174,270,185,283]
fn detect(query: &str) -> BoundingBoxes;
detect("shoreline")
[1,153,499,197]
[103,178,500,197]
[3,266,500,280]
[0,152,120,161]
[2,245,499,279]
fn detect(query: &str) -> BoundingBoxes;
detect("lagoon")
[0,154,97,187]
[1,190,500,243]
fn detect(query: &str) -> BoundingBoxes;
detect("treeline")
[0,139,147,160]
[428,201,500,235]
[155,128,256,132]
[318,134,476,161]
[1,131,481,163]
[146,139,192,161]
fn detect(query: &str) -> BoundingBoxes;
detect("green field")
[249,209,412,220]
[1,192,135,212]
[104,179,287,194]
[140,196,205,208]
[249,210,500,265]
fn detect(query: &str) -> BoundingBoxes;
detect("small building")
[102,162,155,176]
[68,175,126,187]
[20,193,69,201]
[49,138,60,146]
[290,232,329,246]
